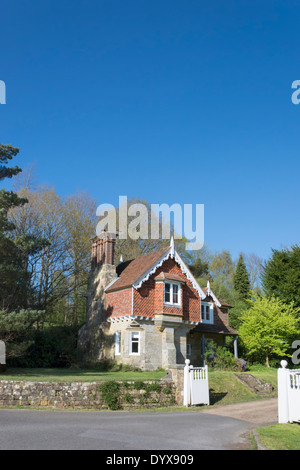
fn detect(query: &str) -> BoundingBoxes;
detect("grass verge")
[0,367,166,383]
[256,423,300,450]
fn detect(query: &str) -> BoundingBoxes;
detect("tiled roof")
[202,287,233,308]
[106,246,170,292]
[193,323,238,336]
[154,272,186,283]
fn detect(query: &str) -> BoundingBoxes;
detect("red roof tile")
[106,246,170,292]
[202,287,233,308]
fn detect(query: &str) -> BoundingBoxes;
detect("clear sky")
[0,0,299,262]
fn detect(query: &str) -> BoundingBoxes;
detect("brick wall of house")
[133,258,201,322]
[106,288,132,318]
[105,259,229,328]
[204,295,229,327]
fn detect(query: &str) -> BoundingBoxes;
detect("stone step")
[234,373,274,396]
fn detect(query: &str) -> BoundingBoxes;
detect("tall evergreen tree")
[0,144,47,309]
[233,254,250,300]
[262,246,300,309]
[0,145,28,309]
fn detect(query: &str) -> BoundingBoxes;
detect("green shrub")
[145,383,161,394]
[100,381,121,410]
[205,342,241,371]
[133,380,145,390]
[124,393,134,404]
[8,326,78,368]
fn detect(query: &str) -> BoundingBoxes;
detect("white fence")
[278,360,300,423]
[184,359,210,407]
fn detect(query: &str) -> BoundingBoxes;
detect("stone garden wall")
[0,379,178,410]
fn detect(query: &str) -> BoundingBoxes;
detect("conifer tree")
[0,144,47,309]
[233,254,250,300]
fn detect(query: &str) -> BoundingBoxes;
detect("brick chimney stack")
[91,232,117,269]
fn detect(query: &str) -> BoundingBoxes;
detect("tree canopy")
[262,245,300,309]
[239,294,300,367]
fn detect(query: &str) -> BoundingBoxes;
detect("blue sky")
[0,0,299,262]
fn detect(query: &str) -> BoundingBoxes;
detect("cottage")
[78,232,238,370]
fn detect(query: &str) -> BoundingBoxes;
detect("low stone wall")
[0,379,177,410]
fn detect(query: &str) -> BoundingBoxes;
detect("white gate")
[184,359,210,406]
[278,360,300,423]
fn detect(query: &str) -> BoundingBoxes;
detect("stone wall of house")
[103,318,192,371]
[78,263,116,361]
[0,379,178,410]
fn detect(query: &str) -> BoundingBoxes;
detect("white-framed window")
[164,282,181,307]
[187,344,192,357]
[115,331,121,356]
[201,302,214,324]
[130,331,140,355]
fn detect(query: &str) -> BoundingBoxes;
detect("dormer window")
[201,302,214,324]
[164,282,181,307]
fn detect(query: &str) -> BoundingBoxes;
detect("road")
[0,400,278,450]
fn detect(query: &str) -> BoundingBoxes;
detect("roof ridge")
[106,245,170,292]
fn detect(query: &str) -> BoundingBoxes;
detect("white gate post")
[278,360,290,423]
[0,341,5,365]
[184,359,191,407]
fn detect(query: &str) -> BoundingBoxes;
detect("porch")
[187,323,239,367]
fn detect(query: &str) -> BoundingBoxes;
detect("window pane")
[173,284,179,304]
[115,332,121,355]
[131,332,139,354]
[165,283,171,303]
[206,305,210,320]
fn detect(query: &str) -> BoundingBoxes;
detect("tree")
[0,144,48,360]
[233,254,250,300]
[188,245,212,282]
[9,185,97,325]
[206,250,234,303]
[239,294,300,367]
[104,197,193,264]
[262,246,300,309]
[243,252,263,292]
[0,144,36,309]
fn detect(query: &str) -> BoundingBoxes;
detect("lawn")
[208,366,278,407]
[257,423,300,450]
[0,365,278,408]
[0,367,166,383]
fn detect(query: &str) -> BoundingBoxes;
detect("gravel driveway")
[200,398,278,426]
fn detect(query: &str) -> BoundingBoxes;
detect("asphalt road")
[0,408,257,450]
